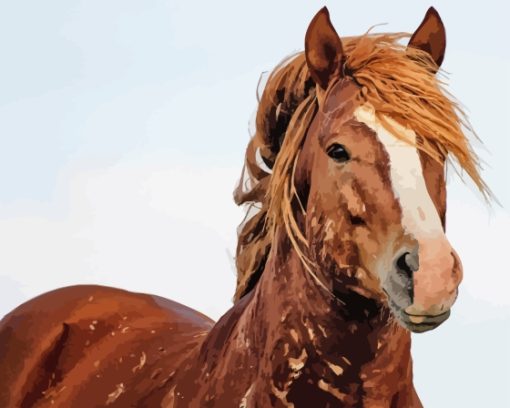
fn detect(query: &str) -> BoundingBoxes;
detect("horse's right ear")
[305,7,344,90]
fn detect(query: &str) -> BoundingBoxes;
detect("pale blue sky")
[0,1,508,406]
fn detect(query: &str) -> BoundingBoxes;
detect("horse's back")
[0,284,214,407]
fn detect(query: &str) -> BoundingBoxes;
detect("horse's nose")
[405,238,462,317]
[384,249,419,309]
[394,250,419,279]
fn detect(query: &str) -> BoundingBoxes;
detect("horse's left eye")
[327,143,350,162]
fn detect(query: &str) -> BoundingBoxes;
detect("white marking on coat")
[354,104,443,242]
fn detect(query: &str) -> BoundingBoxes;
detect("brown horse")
[0,7,489,408]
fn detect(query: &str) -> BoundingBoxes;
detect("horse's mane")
[233,32,490,302]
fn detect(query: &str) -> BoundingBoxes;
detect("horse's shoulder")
[0,285,214,407]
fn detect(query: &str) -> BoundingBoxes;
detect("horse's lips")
[407,314,428,324]
[401,310,451,333]
[384,291,451,332]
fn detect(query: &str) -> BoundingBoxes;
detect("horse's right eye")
[327,143,350,163]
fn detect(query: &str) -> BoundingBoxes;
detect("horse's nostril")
[349,215,366,226]
[395,251,418,279]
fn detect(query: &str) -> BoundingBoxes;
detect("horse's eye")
[327,143,350,162]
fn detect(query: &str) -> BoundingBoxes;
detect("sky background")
[0,1,508,406]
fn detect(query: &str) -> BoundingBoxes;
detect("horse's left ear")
[305,7,344,90]
[408,7,446,68]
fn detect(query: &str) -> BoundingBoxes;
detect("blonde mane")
[233,32,489,302]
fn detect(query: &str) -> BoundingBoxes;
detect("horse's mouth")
[399,310,450,333]
[385,294,451,333]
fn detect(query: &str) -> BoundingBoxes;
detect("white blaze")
[354,104,444,240]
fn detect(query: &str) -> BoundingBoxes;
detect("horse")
[0,7,489,407]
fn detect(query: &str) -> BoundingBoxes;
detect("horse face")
[301,7,462,332]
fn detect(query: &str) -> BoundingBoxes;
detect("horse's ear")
[305,7,344,90]
[408,7,446,68]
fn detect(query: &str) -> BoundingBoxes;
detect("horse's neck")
[170,236,419,407]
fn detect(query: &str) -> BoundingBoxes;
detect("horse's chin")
[388,301,451,333]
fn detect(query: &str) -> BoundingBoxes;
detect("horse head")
[293,7,464,333]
